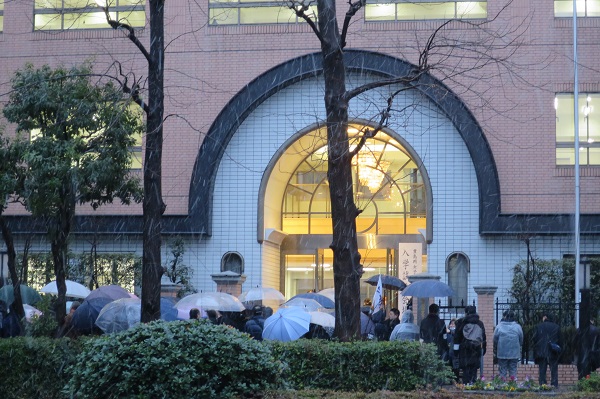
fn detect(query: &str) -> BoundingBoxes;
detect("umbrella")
[308,311,335,328]
[175,292,245,313]
[238,287,286,304]
[401,280,455,298]
[72,297,113,334]
[0,284,42,306]
[281,297,324,312]
[39,280,91,299]
[87,285,131,302]
[317,288,335,302]
[288,293,335,309]
[159,297,179,322]
[365,274,407,291]
[23,304,43,320]
[262,307,311,341]
[95,298,141,333]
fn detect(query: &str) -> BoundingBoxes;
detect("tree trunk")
[0,216,24,321]
[318,0,362,341]
[141,0,165,323]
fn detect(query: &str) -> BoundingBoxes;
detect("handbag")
[548,341,561,353]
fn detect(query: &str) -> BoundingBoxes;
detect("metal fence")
[494,299,579,364]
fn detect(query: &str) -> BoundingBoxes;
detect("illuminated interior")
[278,125,428,302]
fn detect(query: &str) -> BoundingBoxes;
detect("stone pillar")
[474,285,497,379]
[160,275,183,298]
[211,271,247,296]
[408,272,441,325]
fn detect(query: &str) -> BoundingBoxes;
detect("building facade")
[1,0,599,305]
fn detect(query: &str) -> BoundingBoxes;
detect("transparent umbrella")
[401,280,455,298]
[175,292,245,313]
[238,287,286,304]
[280,297,324,312]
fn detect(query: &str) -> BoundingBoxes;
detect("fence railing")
[494,299,579,364]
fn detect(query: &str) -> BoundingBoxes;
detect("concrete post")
[210,271,247,296]
[474,285,497,378]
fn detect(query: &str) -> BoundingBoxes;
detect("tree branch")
[288,0,323,43]
[344,73,420,102]
[101,7,151,62]
[340,0,365,48]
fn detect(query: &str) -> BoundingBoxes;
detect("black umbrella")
[364,274,407,291]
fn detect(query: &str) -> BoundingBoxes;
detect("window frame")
[33,0,145,31]
[364,0,487,22]
[555,92,600,166]
[554,0,600,17]
[208,1,317,26]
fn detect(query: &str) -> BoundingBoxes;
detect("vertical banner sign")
[372,275,383,314]
[398,243,423,312]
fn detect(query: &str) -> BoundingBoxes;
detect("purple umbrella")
[86,285,131,301]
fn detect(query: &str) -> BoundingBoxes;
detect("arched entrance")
[260,122,432,301]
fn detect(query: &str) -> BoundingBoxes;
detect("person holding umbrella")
[244,305,265,340]
[420,303,448,359]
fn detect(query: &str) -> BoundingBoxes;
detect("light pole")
[573,0,581,328]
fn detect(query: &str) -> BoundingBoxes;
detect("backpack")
[462,322,483,349]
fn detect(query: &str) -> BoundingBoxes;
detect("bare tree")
[97,0,166,322]
[290,0,531,340]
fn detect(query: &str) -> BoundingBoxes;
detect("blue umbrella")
[288,293,335,309]
[72,297,113,334]
[86,285,131,301]
[160,297,179,321]
[262,307,311,341]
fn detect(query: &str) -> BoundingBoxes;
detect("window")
[555,93,600,166]
[0,0,4,33]
[209,0,317,25]
[555,0,600,17]
[365,0,487,21]
[446,252,469,306]
[34,0,145,31]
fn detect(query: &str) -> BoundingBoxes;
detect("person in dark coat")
[244,305,265,340]
[206,309,223,325]
[385,308,401,340]
[533,312,561,387]
[420,303,448,359]
[372,307,388,341]
[0,301,21,338]
[454,305,486,384]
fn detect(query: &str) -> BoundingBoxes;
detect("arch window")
[221,252,244,274]
[446,252,469,306]
[282,124,427,236]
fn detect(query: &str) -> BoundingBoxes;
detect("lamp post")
[573,0,581,328]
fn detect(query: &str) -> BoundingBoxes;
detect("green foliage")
[23,294,59,337]
[3,62,144,216]
[0,337,81,399]
[65,320,281,399]
[267,340,453,392]
[577,371,600,392]
[163,238,196,297]
[0,129,28,212]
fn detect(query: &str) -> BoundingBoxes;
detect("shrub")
[267,339,453,392]
[65,320,282,399]
[577,371,600,392]
[0,337,81,399]
[23,295,58,337]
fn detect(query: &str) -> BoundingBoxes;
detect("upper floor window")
[0,0,4,32]
[365,0,487,21]
[34,0,145,31]
[555,0,600,17]
[209,0,316,25]
[555,93,600,166]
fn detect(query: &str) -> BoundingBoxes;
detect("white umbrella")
[280,297,324,312]
[175,292,245,312]
[317,288,335,302]
[23,304,43,320]
[308,311,335,328]
[262,307,311,341]
[238,287,286,304]
[40,280,91,299]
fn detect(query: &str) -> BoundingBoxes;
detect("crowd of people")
[360,300,569,388]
